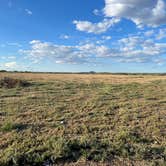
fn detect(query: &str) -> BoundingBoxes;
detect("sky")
[0,0,166,72]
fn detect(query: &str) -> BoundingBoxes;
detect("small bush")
[1,122,26,132]
[1,122,15,132]
[0,77,31,88]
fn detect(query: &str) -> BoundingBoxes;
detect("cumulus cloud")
[20,40,89,64]
[156,28,166,40]
[73,0,166,34]
[4,62,17,69]
[20,40,119,64]
[104,0,166,27]
[73,18,120,34]
[117,35,166,63]
[20,38,166,65]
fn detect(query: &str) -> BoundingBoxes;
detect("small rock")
[60,121,64,124]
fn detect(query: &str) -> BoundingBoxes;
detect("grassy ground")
[0,73,166,166]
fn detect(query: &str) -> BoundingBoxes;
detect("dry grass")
[1,72,166,84]
[0,72,165,166]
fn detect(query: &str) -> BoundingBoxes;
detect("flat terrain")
[0,73,166,166]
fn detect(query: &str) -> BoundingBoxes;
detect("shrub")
[0,77,31,88]
[1,122,15,132]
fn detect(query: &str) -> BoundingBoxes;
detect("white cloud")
[0,56,16,60]
[93,9,101,16]
[25,9,33,15]
[104,0,166,27]
[117,35,166,63]
[7,42,22,47]
[60,35,70,39]
[4,62,17,69]
[73,18,120,34]
[73,0,166,34]
[77,43,115,57]
[20,40,88,64]
[20,40,119,64]
[20,38,166,65]
[0,42,21,48]
[55,60,65,64]
[144,30,155,37]
[102,36,112,40]
[7,56,16,59]
[156,28,166,40]
[30,40,40,44]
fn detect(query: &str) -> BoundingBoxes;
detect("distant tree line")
[0,70,166,75]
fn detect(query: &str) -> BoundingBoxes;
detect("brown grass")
[0,72,166,84]
[0,72,165,166]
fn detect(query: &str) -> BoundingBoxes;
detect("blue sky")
[0,0,166,72]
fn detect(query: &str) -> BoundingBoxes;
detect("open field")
[0,72,166,165]
[1,72,166,84]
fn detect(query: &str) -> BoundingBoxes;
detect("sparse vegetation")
[0,72,165,165]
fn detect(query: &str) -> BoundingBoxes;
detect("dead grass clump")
[0,77,31,88]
